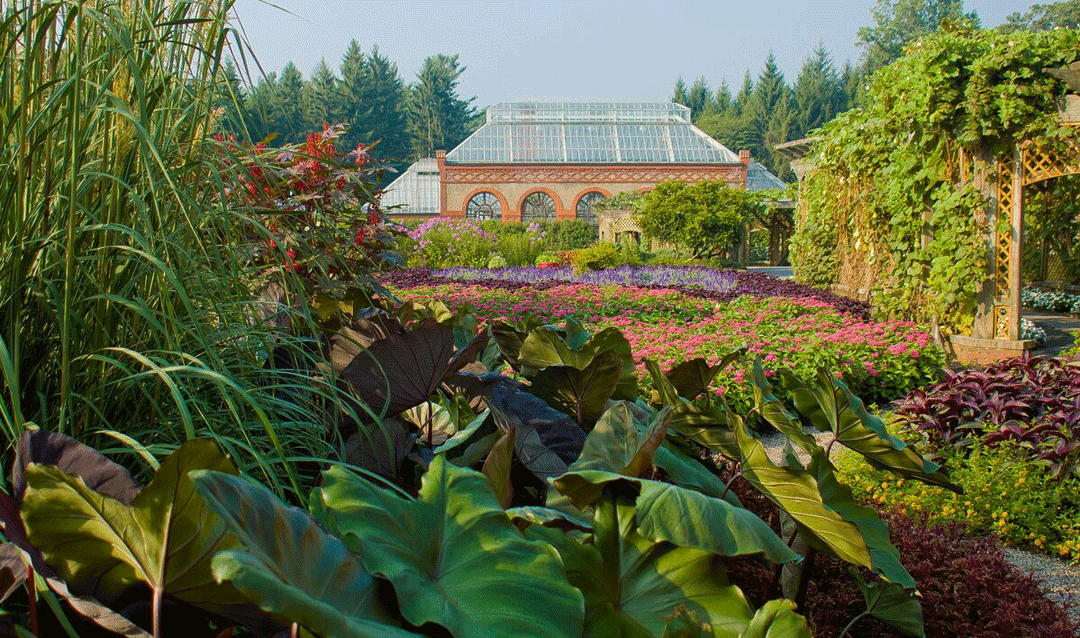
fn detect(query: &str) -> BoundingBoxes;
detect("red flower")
[353,230,366,246]
[286,248,297,259]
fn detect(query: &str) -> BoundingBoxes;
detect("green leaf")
[21,440,252,618]
[191,471,412,638]
[749,361,818,453]
[528,491,754,638]
[738,599,814,638]
[850,569,925,637]
[526,352,624,426]
[314,456,584,638]
[668,403,741,461]
[652,441,742,507]
[553,471,797,564]
[482,427,516,508]
[573,402,670,476]
[734,423,872,572]
[665,354,739,401]
[519,325,637,400]
[783,370,960,492]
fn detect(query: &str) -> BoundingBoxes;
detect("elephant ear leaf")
[738,599,814,638]
[526,351,624,426]
[849,568,925,638]
[482,427,516,509]
[20,440,255,620]
[191,470,415,638]
[553,471,797,564]
[784,370,959,492]
[13,429,140,503]
[665,358,723,401]
[340,319,488,416]
[529,490,755,638]
[830,379,959,493]
[646,359,682,406]
[749,361,818,453]
[314,456,585,638]
[0,543,26,604]
[572,402,670,477]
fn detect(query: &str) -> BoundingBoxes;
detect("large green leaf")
[734,423,872,572]
[20,440,252,618]
[652,442,742,507]
[527,352,624,426]
[850,568,925,637]
[314,456,584,638]
[738,600,814,638]
[519,324,637,400]
[749,361,817,453]
[665,353,740,401]
[736,424,916,589]
[573,402,669,475]
[528,491,754,638]
[782,370,959,492]
[553,471,797,564]
[191,470,414,638]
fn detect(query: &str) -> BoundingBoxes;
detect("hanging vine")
[792,24,1080,332]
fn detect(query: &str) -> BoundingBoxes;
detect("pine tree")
[688,77,711,119]
[714,80,734,117]
[792,44,843,138]
[734,72,754,117]
[406,54,476,160]
[302,59,339,134]
[272,62,306,144]
[362,46,411,170]
[672,77,689,106]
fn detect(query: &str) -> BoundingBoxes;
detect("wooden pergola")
[777,91,1080,363]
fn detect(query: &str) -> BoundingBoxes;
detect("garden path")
[746,265,793,279]
[1025,309,1080,356]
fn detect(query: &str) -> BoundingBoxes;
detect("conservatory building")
[382,101,764,223]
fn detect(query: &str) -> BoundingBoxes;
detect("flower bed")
[382,265,872,317]
[384,268,941,409]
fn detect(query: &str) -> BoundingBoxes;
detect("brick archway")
[459,187,511,221]
[516,187,565,222]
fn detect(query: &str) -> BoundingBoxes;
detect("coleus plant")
[893,354,1080,477]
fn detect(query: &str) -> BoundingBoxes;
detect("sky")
[230,0,1039,108]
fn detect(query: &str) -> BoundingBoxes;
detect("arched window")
[521,191,556,223]
[575,191,607,225]
[466,192,502,220]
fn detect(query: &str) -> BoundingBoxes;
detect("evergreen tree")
[713,80,734,117]
[273,62,306,144]
[362,46,411,170]
[338,40,370,150]
[792,44,843,138]
[302,59,340,134]
[734,71,754,117]
[687,77,711,119]
[672,77,689,106]
[244,71,278,143]
[407,54,477,160]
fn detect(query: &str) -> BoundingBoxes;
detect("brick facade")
[436,150,750,222]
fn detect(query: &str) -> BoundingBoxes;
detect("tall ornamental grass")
[0,0,342,497]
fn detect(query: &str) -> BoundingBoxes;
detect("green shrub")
[496,222,546,266]
[487,254,508,268]
[535,252,560,265]
[540,220,597,252]
[571,242,623,273]
[407,217,496,268]
[835,438,1080,562]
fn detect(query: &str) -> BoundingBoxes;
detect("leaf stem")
[28,565,37,636]
[838,610,870,638]
[719,465,742,500]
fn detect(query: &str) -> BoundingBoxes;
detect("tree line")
[221,41,479,179]
[672,0,1079,181]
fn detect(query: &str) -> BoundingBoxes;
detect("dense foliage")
[791,26,1080,331]
[838,441,1080,562]
[893,355,1080,477]
[635,181,758,260]
[406,218,497,268]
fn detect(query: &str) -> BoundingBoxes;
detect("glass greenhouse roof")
[382,157,440,216]
[446,101,740,165]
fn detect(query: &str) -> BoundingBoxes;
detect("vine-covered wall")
[791,25,1080,332]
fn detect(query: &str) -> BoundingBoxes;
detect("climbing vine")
[792,24,1080,332]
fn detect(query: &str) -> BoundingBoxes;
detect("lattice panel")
[1022,136,1080,185]
[995,306,1010,340]
[995,159,1014,302]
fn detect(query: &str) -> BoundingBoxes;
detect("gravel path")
[757,430,1080,630]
